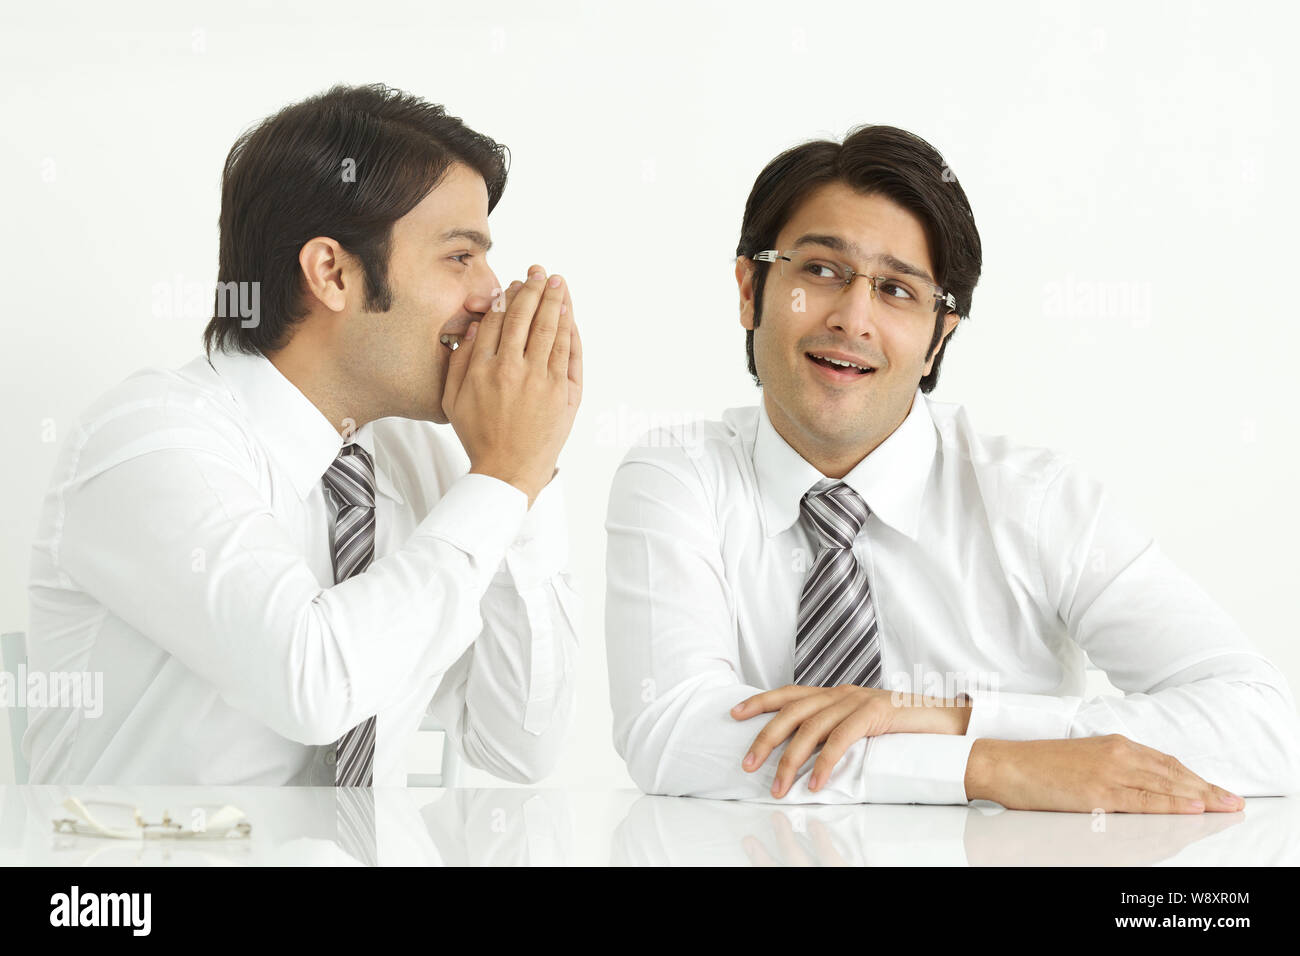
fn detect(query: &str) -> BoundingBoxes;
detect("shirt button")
[324,748,337,766]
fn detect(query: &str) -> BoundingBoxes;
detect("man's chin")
[800,406,875,445]
[392,397,448,425]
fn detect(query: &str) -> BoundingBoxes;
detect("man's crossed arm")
[730,683,1249,813]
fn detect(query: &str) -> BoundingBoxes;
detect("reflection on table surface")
[1,786,1295,866]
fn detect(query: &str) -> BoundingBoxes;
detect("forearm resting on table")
[963,739,1001,802]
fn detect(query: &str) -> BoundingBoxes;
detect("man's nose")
[463,267,504,316]
[826,277,880,337]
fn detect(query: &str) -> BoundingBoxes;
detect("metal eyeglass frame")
[752,249,960,317]
[51,797,252,840]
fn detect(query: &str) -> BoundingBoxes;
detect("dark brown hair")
[203,83,509,356]
[736,125,982,393]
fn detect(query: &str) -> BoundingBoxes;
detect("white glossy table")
[1,785,1296,866]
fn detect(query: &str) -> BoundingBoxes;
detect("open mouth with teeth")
[806,352,876,378]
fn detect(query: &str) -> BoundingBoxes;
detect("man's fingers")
[546,279,573,376]
[1118,788,1208,815]
[468,280,524,366]
[775,698,861,796]
[1129,769,1212,807]
[492,281,520,316]
[1167,775,1239,809]
[1136,744,1244,810]
[743,692,835,773]
[808,704,885,791]
[733,684,817,719]
[472,281,515,360]
[498,267,547,356]
[526,273,565,364]
[1163,756,1241,807]
[567,318,583,392]
[441,321,479,419]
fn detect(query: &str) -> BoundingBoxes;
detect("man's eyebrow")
[436,228,492,252]
[791,233,935,285]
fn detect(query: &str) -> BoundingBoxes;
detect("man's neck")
[762,392,911,479]
[266,344,375,439]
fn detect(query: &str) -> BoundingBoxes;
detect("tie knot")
[323,444,375,509]
[800,480,869,550]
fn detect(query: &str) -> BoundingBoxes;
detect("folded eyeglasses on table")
[52,796,252,840]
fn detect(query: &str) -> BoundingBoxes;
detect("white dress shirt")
[605,387,1300,804]
[26,346,580,786]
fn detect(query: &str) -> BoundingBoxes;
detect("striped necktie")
[334,787,378,866]
[323,443,378,787]
[794,479,882,688]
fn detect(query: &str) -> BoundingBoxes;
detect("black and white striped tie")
[323,443,377,787]
[335,787,378,866]
[794,479,882,688]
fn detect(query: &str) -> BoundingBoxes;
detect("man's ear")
[735,256,756,331]
[923,311,962,376]
[298,237,351,314]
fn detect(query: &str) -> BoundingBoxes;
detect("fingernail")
[560,303,568,315]
[548,275,561,288]
[771,778,783,797]
[1189,800,1205,811]
[742,752,755,769]
[530,269,545,280]
[809,773,820,791]
[466,323,478,340]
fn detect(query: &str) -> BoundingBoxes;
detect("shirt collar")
[753,387,937,540]
[206,348,404,505]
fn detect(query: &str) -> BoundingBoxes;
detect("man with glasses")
[605,125,1300,811]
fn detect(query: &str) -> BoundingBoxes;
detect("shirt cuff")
[861,733,978,804]
[963,688,1080,741]
[413,472,528,582]
[504,469,569,590]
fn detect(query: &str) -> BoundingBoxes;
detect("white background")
[1,0,1297,788]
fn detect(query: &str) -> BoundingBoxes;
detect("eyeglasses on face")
[752,249,960,317]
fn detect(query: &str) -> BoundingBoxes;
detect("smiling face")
[335,161,501,425]
[737,182,960,477]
